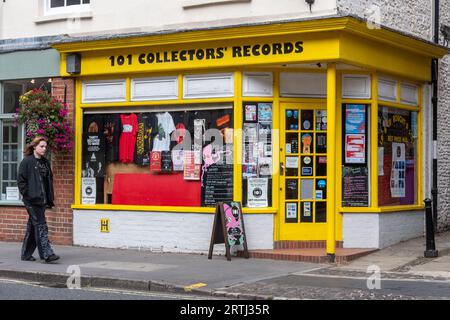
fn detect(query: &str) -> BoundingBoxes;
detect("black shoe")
[44,254,60,263]
[21,256,36,262]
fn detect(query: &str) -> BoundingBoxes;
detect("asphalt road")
[223,272,450,300]
[0,279,211,300]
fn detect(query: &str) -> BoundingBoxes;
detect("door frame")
[278,101,329,241]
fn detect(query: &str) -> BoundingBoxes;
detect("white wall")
[73,210,274,253]
[0,0,337,40]
[343,211,424,249]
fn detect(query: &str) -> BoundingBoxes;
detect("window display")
[342,104,369,207]
[242,102,273,208]
[378,107,417,206]
[81,107,233,207]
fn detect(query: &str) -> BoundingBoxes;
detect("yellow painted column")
[233,70,243,203]
[326,63,337,258]
[74,78,83,205]
[370,73,379,208]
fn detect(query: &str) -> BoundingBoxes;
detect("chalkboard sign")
[342,166,369,207]
[208,202,249,261]
[201,163,233,207]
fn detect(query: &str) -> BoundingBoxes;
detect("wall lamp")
[305,0,314,12]
[441,25,450,47]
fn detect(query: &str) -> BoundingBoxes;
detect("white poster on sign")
[81,178,96,205]
[172,150,184,171]
[286,157,299,169]
[247,178,268,208]
[286,203,297,219]
[6,187,20,201]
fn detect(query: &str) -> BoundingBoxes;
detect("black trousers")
[21,205,55,260]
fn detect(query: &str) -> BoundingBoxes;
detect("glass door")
[279,103,328,240]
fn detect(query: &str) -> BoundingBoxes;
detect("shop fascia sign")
[107,40,304,68]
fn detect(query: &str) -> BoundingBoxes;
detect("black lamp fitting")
[305,0,314,12]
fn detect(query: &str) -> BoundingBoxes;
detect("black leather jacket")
[17,155,55,208]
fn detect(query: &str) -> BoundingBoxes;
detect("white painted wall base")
[73,210,274,254]
[343,211,425,249]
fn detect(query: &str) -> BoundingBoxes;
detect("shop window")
[0,79,50,203]
[242,102,273,208]
[342,104,369,207]
[81,106,234,207]
[378,107,417,206]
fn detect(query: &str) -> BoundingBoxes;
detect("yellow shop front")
[53,17,448,257]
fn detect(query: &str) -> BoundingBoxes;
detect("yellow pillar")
[326,63,337,259]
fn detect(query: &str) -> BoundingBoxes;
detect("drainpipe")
[431,0,439,231]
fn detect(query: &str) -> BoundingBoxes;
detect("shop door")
[279,103,328,240]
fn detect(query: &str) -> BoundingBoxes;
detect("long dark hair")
[23,136,48,156]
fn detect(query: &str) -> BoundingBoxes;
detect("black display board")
[208,202,249,261]
[201,163,233,207]
[342,166,369,207]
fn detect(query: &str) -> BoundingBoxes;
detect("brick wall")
[0,77,75,245]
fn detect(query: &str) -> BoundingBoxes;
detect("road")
[0,278,215,300]
[222,270,450,300]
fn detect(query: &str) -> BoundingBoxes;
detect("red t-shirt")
[119,113,138,163]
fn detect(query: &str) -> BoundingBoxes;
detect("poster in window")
[345,134,366,164]
[286,203,298,221]
[161,151,173,172]
[345,104,366,134]
[316,110,327,131]
[6,187,20,201]
[247,178,268,208]
[172,150,184,171]
[245,104,257,122]
[81,178,96,205]
[258,157,272,177]
[342,166,369,207]
[243,123,258,144]
[258,103,272,122]
[390,142,406,198]
[378,147,384,176]
[183,151,201,180]
[83,115,105,178]
[301,133,313,154]
[150,151,162,173]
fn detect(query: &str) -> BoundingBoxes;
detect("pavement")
[0,230,449,300]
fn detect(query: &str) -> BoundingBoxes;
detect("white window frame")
[44,0,91,16]
[0,82,25,205]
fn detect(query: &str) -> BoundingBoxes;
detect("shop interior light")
[48,78,52,83]
[30,79,35,84]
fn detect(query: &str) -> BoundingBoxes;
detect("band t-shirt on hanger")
[135,113,158,166]
[104,114,121,163]
[152,112,176,152]
[119,113,138,163]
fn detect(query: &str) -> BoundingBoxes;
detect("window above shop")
[183,0,251,9]
[44,0,91,15]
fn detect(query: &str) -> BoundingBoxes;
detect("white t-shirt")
[152,112,176,152]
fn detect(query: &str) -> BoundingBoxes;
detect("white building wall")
[343,211,425,249]
[343,214,379,248]
[74,210,274,253]
[0,0,337,40]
